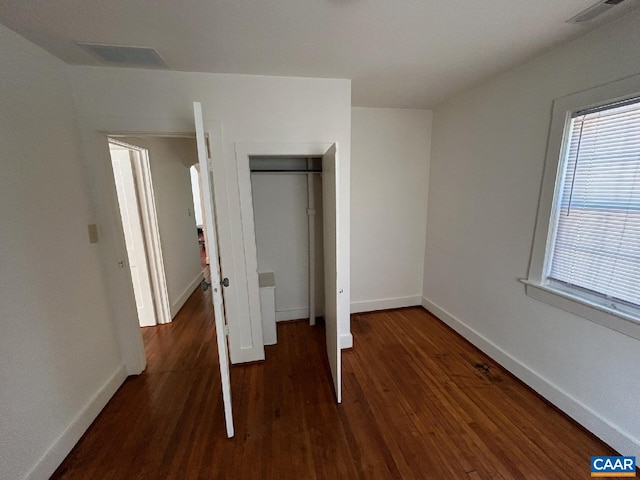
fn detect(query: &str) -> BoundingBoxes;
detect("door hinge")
[207,158,214,172]
[223,325,229,336]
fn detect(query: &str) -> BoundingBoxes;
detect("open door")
[110,146,157,328]
[322,143,342,403]
[193,102,234,437]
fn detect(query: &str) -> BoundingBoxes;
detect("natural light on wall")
[190,165,203,227]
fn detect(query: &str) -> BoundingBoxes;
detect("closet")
[195,104,342,435]
[249,157,325,345]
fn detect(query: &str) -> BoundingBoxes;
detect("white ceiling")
[0,0,637,108]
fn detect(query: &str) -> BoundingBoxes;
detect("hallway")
[52,287,619,479]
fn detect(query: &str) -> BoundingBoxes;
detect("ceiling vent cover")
[77,43,168,68]
[567,0,626,23]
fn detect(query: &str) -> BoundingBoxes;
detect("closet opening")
[236,141,342,401]
[249,156,325,346]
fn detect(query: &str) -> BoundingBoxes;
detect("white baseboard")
[273,309,352,348]
[170,271,204,318]
[24,364,128,480]
[340,333,353,349]
[350,295,421,314]
[420,296,640,458]
[276,307,324,322]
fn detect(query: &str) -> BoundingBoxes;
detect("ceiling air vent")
[567,0,626,23]
[77,43,168,68]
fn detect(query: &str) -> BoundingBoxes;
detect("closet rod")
[250,170,322,174]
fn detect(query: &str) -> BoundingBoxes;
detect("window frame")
[524,74,640,341]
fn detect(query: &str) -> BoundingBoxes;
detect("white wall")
[0,25,126,480]
[121,137,203,317]
[190,166,204,226]
[423,9,640,457]
[67,68,351,363]
[351,107,432,312]
[251,173,324,321]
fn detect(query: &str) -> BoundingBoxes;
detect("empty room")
[1,1,639,479]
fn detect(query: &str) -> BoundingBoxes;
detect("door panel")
[111,148,156,327]
[194,102,235,438]
[322,143,342,403]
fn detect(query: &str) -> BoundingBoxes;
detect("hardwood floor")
[52,287,621,479]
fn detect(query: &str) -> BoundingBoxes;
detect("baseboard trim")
[24,364,128,480]
[276,308,324,322]
[170,271,205,319]
[274,309,352,349]
[350,295,421,314]
[340,333,353,349]
[420,296,640,457]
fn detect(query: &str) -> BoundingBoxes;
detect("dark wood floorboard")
[52,287,623,479]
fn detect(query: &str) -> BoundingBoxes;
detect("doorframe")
[77,115,228,375]
[192,164,210,264]
[235,142,334,354]
[108,138,172,326]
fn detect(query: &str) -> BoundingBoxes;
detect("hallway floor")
[52,286,618,479]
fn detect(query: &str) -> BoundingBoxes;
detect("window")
[525,75,640,340]
[548,98,640,310]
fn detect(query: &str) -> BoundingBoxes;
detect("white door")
[110,147,157,328]
[193,102,234,438]
[322,143,342,403]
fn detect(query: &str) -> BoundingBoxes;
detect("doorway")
[105,119,233,435]
[235,143,343,403]
[190,164,209,267]
[249,157,325,329]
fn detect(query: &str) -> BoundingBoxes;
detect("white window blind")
[547,98,640,309]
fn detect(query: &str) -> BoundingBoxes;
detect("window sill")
[520,279,640,341]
